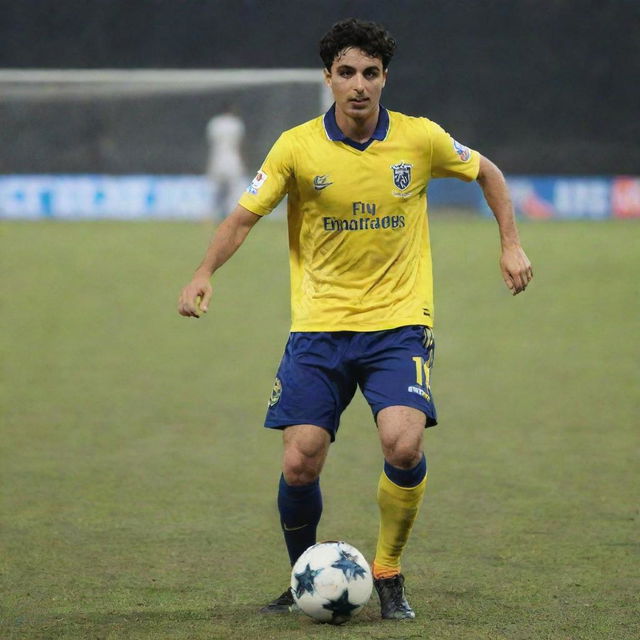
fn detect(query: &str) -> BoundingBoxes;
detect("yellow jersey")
[238,105,480,331]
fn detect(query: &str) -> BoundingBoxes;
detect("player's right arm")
[178,131,292,317]
[177,204,261,318]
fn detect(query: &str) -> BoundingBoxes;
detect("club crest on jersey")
[246,170,268,195]
[453,140,472,162]
[313,175,333,191]
[391,162,413,191]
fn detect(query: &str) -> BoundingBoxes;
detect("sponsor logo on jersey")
[313,175,333,191]
[352,201,376,215]
[453,140,472,162]
[268,376,282,407]
[246,170,268,195]
[391,162,413,191]
[323,215,405,232]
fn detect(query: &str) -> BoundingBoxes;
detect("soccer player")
[178,18,532,620]
[205,105,246,220]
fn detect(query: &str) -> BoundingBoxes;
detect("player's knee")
[282,448,323,485]
[382,441,423,470]
[282,425,330,485]
[283,458,320,485]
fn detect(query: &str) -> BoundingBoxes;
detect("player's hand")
[177,276,213,317]
[500,245,533,295]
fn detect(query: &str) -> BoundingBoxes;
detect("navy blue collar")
[323,103,389,151]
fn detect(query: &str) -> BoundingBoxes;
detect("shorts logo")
[453,140,472,162]
[313,175,333,191]
[408,385,430,400]
[391,162,413,191]
[246,170,268,195]
[268,376,282,407]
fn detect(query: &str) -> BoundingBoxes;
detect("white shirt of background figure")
[206,109,246,220]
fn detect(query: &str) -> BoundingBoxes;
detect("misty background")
[1,0,638,175]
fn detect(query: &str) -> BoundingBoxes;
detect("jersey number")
[412,356,432,390]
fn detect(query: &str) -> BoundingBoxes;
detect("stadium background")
[1,0,638,175]
[2,2,639,639]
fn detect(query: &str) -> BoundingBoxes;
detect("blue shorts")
[264,325,437,442]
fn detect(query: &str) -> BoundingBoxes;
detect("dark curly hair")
[319,18,396,71]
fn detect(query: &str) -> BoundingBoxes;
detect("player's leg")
[375,405,427,577]
[373,406,427,619]
[216,177,230,222]
[279,424,331,564]
[356,325,436,619]
[260,331,356,613]
[261,424,331,614]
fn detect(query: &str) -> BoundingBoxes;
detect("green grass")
[1,217,638,639]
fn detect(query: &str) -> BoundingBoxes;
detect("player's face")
[324,47,387,123]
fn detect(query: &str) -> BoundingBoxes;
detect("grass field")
[1,217,638,639]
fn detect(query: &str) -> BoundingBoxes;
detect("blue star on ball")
[322,588,360,623]
[294,563,323,598]
[331,550,367,581]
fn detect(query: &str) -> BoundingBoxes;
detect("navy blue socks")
[277,474,323,565]
[383,453,427,487]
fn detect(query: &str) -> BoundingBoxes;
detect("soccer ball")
[290,541,373,625]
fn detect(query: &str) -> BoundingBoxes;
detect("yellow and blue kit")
[247,105,479,576]
[238,104,480,332]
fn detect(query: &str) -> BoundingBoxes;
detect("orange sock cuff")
[372,561,401,580]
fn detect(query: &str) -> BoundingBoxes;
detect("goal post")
[0,68,331,219]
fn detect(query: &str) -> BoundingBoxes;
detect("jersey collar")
[323,103,389,151]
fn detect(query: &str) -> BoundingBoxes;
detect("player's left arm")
[476,154,533,295]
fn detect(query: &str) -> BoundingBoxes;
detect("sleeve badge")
[246,170,268,195]
[453,140,472,162]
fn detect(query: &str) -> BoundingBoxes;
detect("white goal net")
[0,69,331,219]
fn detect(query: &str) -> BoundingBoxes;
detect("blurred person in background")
[206,104,246,220]
[179,18,532,621]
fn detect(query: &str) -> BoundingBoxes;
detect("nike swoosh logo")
[282,523,309,532]
[313,176,333,191]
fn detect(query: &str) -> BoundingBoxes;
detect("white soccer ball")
[290,541,373,625]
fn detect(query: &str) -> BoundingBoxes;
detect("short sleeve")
[238,133,293,216]
[428,121,480,182]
